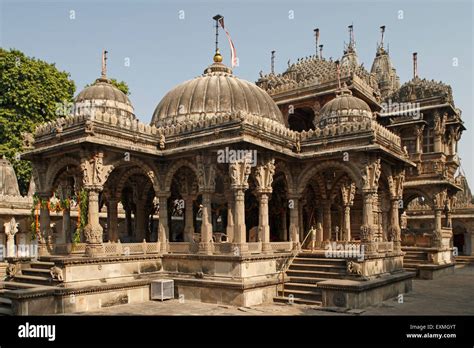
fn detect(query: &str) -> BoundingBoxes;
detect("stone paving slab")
[81,265,474,316]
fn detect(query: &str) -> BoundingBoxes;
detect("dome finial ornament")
[212,14,223,63]
[101,49,108,79]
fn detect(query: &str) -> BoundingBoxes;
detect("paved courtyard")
[83,265,474,316]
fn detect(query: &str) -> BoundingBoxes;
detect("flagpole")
[212,14,223,54]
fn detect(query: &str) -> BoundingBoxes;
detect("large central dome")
[151,62,284,127]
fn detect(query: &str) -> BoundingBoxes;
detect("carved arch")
[163,159,199,192]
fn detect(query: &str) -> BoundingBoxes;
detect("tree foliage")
[0,48,76,194]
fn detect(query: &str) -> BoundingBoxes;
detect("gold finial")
[213,49,223,63]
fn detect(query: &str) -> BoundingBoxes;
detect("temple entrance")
[453,225,466,255]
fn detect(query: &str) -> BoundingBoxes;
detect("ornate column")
[255,158,275,254]
[200,192,213,254]
[134,197,146,241]
[360,156,382,255]
[107,197,119,242]
[225,193,234,242]
[197,154,216,255]
[341,180,356,241]
[433,113,447,153]
[432,189,447,249]
[183,195,195,242]
[59,179,71,244]
[322,200,332,241]
[288,193,300,247]
[4,217,18,257]
[38,192,51,256]
[415,125,424,154]
[84,187,104,257]
[156,192,170,253]
[388,169,404,252]
[229,158,251,255]
[389,198,402,252]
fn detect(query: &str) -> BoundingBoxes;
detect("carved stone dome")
[316,86,372,128]
[151,62,284,127]
[74,77,135,118]
[0,156,21,196]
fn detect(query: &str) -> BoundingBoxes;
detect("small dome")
[74,77,135,118]
[0,156,20,196]
[316,86,372,128]
[151,62,284,127]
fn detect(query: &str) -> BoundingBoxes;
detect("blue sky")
[1,0,473,181]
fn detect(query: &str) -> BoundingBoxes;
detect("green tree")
[0,48,75,194]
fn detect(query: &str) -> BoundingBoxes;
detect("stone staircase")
[455,255,474,265]
[403,250,429,275]
[274,252,348,306]
[0,261,57,315]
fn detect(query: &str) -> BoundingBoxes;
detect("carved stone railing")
[168,242,191,254]
[35,112,162,138]
[300,119,401,148]
[375,241,394,253]
[247,242,262,254]
[270,241,293,252]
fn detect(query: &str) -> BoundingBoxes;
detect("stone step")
[1,281,43,290]
[30,261,55,270]
[293,257,347,265]
[22,268,51,276]
[273,296,322,306]
[283,282,322,290]
[290,263,346,272]
[286,269,347,279]
[12,275,55,286]
[286,276,328,284]
[278,288,322,302]
[0,304,13,316]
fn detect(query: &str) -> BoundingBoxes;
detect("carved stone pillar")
[59,180,71,245]
[107,197,119,242]
[38,192,51,256]
[4,217,18,257]
[288,194,300,247]
[281,210,288,241]
[415,125,424,154]
[225,193,234,242]
[157,192,170,253]
[134,198,146,241]
[257,193,271,253]
[341,181,356,242]
[197,154,216,254]
[199,192,213,254]
[433,113,446,153]
[229,159,251,255]
[84,188,104,257]
[322,200,332,241]
[343,206,351,241]
[361,190,377,254]
[183,195,195,242]
[389,198,402,252]
[432,189,447,249]
[255,159,275,253]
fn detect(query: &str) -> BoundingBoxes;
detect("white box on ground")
[151,279,174,301]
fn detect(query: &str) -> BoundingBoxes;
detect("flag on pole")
[218,17,237,68]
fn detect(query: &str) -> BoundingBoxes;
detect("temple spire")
[348,24,355,49]
[101,50,108,79]
[335,60,341,89]
[379,25,386,49]
[413,52,418,79]
[271,50,275,74]
[314,28,320,58]
[212,14,223,63]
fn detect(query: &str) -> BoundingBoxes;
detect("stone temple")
[0,23,472,315]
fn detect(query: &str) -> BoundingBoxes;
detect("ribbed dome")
[316,87,372,128]
[151,62,284,127]
[0,156,20,196]
[75,77,135,118]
